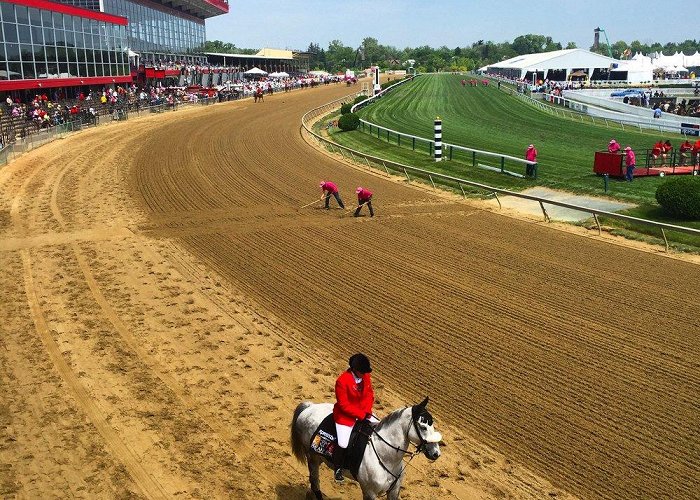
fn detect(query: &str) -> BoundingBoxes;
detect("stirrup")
[334,468,344,482]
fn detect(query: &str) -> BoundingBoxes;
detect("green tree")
[361,37,381,66]
[325,40,354,72]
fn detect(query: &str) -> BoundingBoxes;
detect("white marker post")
[373,66,381,96]
[434,117,442,162]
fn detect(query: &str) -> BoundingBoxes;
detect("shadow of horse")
[276,484,343,500]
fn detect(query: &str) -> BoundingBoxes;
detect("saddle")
[310,414,374,479]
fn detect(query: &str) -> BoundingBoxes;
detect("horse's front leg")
[386,477,404,500]
[307,454,323,500]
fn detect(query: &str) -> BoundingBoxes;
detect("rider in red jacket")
[332,353,376,481]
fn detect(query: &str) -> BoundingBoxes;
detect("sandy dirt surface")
[1,82,698,500]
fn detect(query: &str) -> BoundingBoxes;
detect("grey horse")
[290,397,442,500]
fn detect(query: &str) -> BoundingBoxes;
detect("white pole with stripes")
[373,66,381,96]
[434,117,442,162]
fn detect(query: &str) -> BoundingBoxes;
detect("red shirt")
[662,143,672,153]
[693,140,700,153]
[680,142,692,152]
[525,147,537,162]
[652,142,663,155]
[357,188,373,203]
[333,370,374,426]
[321,181,338,194]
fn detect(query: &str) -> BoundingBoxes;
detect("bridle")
[367,408,435,494]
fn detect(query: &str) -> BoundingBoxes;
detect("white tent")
[244,67,268,75]
[268,71,289,78]
[481,48,649,82]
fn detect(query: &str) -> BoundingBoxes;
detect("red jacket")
[333,370,374,426]
[321,181,338,194]
[357,188,373,203]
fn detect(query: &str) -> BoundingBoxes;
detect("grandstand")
[0,0,228,97]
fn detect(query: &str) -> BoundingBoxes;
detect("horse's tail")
[290,402,311,464]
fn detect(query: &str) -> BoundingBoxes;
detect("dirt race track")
[1,81,698,500]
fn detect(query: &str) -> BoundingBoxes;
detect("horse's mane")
[376,406,409,431]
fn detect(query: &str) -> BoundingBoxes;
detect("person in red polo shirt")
[319,180,345,209]
[679,139,692,166]
[692,139,700,168]
[332,353,377,481]
[354,187,374,217]
[650,140,663,166]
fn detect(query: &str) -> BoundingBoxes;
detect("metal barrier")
[301,95,700,251]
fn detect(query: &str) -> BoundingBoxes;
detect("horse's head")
[410,397,442,461]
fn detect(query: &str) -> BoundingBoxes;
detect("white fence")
[302,94,700,251]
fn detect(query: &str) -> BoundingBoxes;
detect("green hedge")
[340,103,353,115]
[354,96,368,105]
[655,176,700,219]
[338,113,360,131]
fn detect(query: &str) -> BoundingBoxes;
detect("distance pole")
[434,117,442,162]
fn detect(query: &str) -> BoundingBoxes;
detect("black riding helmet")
[349,353,372,374]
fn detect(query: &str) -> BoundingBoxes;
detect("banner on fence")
[680,123,700,136]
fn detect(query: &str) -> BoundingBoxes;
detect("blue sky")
[206,0,695,52]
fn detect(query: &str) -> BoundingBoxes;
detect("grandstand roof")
[204,49,295,61]
[483,48,618,72]
[155,0,229,19]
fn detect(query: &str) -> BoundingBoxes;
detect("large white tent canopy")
[481,48,654,83]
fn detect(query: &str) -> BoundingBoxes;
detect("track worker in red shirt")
[693,139,700,168]
[525,144,538,177]
[650,140,664,166]
[353,187,374,217]
[319,180,345,209]
[332,353,378,481]
[679,139,692,166]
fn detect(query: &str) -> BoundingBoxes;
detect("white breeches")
[335,423,353,448]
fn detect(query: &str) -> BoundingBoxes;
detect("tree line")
[204,36,700,73]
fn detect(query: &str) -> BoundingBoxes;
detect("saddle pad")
[309,413,374,479]
[310,414,336,460]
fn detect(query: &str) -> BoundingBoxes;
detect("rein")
[368,410,428,495]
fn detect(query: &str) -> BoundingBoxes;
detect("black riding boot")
[333,446,346,482]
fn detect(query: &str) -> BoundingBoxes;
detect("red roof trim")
[203,0,229,13]
[3,0,129,25]
[0,76,133,91]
